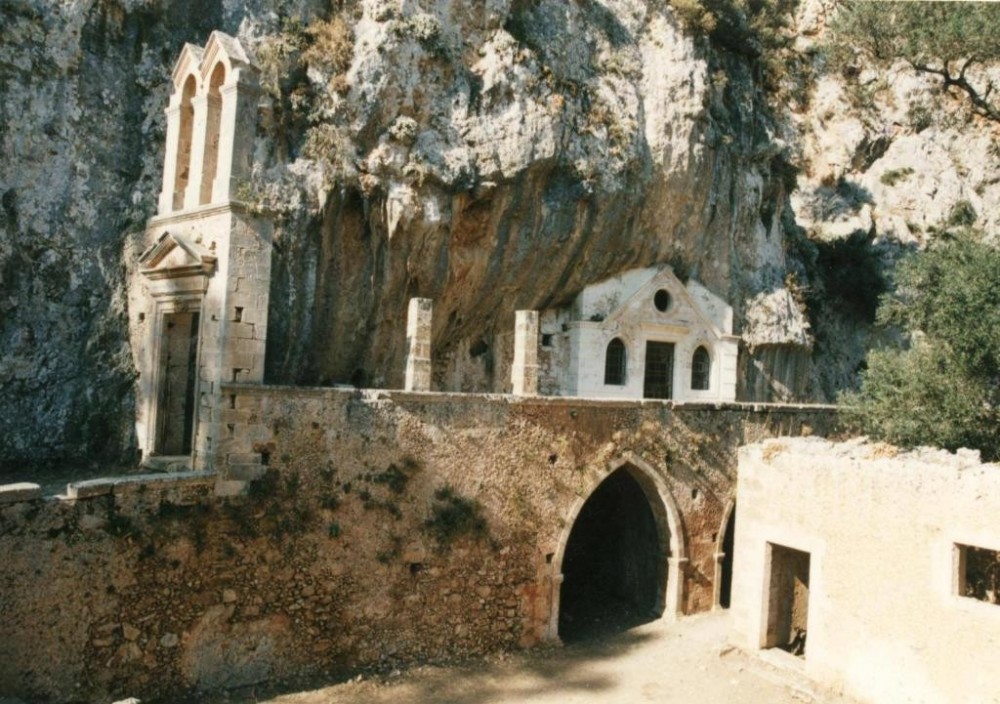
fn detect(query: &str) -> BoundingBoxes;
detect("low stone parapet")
[65,470,215,499]
[0,482,42,504]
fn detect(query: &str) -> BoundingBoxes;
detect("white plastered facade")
[539,266,739,401]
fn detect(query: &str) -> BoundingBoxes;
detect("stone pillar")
[213,77,259,204]
[666,556,689,620]
[184,93,209,209]
[404,298,433,392]
[158,101,182,214]
[712,551,726,610]
[511,310,539,396]
[544,572,565,643]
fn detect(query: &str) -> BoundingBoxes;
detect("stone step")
[141,455,192,473]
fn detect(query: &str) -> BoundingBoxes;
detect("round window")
[653,289,671,312]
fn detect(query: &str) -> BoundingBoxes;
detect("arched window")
[173,75,197,209]
[200,62,226,205]
[604,338,627,385]
[691,346,711,390]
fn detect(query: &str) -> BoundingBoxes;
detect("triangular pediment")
[171,43,205,90]
[200,31,254,82]
[139,232,216,281]
[602,267,733,339]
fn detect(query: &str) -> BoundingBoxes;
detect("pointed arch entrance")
[551,456,686,642]
[715,501,736,609]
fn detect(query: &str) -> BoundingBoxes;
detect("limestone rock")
[3,0,1000,469]
[743,289,811,350]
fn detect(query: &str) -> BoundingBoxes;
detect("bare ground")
[189,611,860,704]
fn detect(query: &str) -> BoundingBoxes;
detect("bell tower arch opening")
[557,464,672,642]
[172,74,197,210]
[200,62,225,205]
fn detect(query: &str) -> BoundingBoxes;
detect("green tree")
[841,233,1000,459]
[826,1,1000,122]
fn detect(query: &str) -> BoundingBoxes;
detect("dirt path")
[194,612,858,704]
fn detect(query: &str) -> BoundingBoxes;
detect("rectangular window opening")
[764,543,811,657]
[541,333,554,348]
[234,306,244,322]
[956,543,1000,605]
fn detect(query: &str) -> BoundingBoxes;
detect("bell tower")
[129,32,271,472]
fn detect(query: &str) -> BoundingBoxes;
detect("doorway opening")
[764,543,810,657]
[643,341,674,399]
[559,467,665,642]
[718,505,736,609]
[156,311,200,456]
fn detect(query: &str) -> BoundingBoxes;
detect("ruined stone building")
[0,32,837,702]
[733,439,1000,704]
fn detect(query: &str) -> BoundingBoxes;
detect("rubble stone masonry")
[0,391,834,702]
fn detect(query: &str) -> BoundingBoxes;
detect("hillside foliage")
[841,233,1000,460]
[826,1,1000,122]
[668,0,799,91]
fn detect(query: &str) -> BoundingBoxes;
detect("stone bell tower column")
[132,31,269,475]
[183,90,211,210]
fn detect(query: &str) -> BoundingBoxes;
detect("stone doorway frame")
[545,453,687,641]
[761,542,812,654]
[147,294,205,459]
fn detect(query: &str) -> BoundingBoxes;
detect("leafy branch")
[826,1,1000,123]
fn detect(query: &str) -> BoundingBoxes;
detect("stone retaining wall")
[1,390,835,703]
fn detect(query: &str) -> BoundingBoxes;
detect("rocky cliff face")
[255,0,803,394]
[2,0,997,470]
[787,0,1000,399]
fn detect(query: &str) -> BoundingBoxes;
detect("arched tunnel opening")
[719,505,736,609]
[558,466,665,642]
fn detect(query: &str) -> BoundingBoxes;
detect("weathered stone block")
[214,479,248,497]
[230,322,256,339]
[225,463,266,481]
[66,479,114,499]
[0,483,42,504]
[234,395,262,412]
